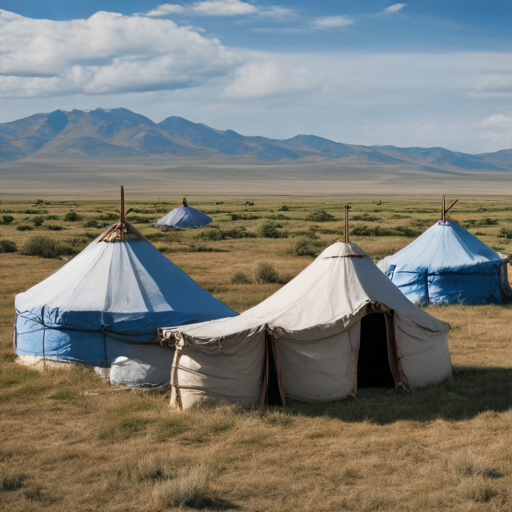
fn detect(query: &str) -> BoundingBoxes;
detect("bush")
[231,213,260,221]
[0,240,17,253]
[35,199,44,205]
[20,236,75,258]
[1,215,14,224]
[499,227,512,239]
[306,210,336,222]
[232,270,252,284]
[24,209,47,214]
[254,261,281,284]
[45,215,59,220]
[259,220,281,238]
[64,211,82,222]
[352,214,380,222]
[351,224,420,237]
[21,236,59,258]
[16,224,33,231]
[199,229,224,241]
[290,239,317,257]
[478,217,498,226]
[97,213,119,221]
[83,219,99,228]
[279,205,290,211]
[46,225,64,231]
[32,216,44,227]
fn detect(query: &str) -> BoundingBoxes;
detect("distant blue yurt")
[378,219,510,305]
[155,197,212,229]
[14,188,236,386]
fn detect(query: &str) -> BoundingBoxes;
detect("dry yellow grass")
[1,195,512,511]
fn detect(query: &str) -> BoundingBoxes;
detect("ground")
[1,194,512,511]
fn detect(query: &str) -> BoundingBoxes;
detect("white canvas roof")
[160,242,452,407]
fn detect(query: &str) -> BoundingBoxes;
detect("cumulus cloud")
[310,15,353,30]
[222,60,318,99]
[142,0,292,18]
[382,4,406,14]
[0,9,236,96]
[145,4,185,16]
[480,114,512,148]
[192,0,257,16]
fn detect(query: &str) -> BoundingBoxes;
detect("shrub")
[290,239,317,257]
[32,216,44,227]
[45,215,59,220]
[16,224,33,231]
[352,214,380,222]
[199,229,224,241]
[0,240,17,253]
[1,215,14,224]
[64,211,82,222]
[35,199,44,205]
[499,227,512,239]
[254,261,280,284]
[83,219,99,228]
[126,215,154,224]
[20,236,75,258]
[24,209,47,214]
[259,220,281,238]
[306,210,335,222]
[21,236,59,258]
[279,205,290,211]
[351,225,420,237]
[478,217,498,226]
[232,270,252,284]
[46,225,64,231]
[222,227,256,239]
[231,213,260,221]
[97,213,119,221]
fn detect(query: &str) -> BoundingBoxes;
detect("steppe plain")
[1,194,512,511]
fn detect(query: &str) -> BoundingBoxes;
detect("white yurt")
[159,241,452,409]
[155,197,212,229]
[14,188,236,387]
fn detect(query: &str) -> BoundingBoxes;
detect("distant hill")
[0,108,510,172]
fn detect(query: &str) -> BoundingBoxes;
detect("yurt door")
[357,313,395,389]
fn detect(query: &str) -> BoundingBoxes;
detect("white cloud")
[222,60,318,99]
[479,114,512,149]
[475,74,512,95]
[0,9,236,96]
[382,4,406,14]
[192,0,257,16]
[145,4,185,16]
[311,15,353,30]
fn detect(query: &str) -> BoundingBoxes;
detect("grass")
[1,195,512,511]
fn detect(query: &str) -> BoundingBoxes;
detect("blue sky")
[0,1,511,152]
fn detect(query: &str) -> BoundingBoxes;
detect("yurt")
[155,197,212,229]
[159,240,452,409]
[377,199,511,305]
[14,188,236,387]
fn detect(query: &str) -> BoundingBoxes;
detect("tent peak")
[99,186,148,243]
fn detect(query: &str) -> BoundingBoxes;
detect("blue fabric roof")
[155,206,212,228]
[15,234,237,363]
[378,220,503,305]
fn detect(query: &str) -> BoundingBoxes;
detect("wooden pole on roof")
[441,194,459,221]
[344,203,350,243]
[120,186,125,224]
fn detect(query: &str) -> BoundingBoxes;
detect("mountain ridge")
[0,107,510,172]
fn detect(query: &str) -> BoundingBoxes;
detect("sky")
[0,1,511,153]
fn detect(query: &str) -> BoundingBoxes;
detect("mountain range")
[0,107,510,172]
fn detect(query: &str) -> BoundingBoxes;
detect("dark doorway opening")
[266,340,283,406]
[357,313,395,389]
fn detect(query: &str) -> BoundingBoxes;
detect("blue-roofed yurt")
[155,197,212,229]
[378,198,511,305]
[14,188,237,386]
